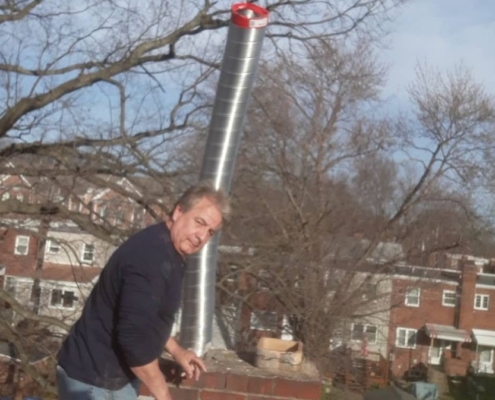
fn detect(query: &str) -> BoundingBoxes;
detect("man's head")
[168,181,230,256]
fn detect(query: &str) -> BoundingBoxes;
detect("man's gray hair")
[173,181,231,222]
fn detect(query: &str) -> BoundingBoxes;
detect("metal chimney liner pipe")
[179,3,269,356]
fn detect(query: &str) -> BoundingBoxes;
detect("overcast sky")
[381,0,495,111]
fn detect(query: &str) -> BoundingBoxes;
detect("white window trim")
[4,276,17,296]
[442,290,456,307]
[46,239,61,255]
[99,206,107,218]
[351,323,378,344]
[1,192,10,201]
[49,289,77,310]
[474,294,490,311]
[405,288,421,307]
[14,235,30,255]
[250,310,278,332]
[81,243,95,263]
[396,327,417,349]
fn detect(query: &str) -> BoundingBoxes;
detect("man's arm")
[165,337,207,381]
[131,359,172,400]
[115,259,175,399]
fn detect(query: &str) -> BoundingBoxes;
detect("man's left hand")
[171,347,207,381]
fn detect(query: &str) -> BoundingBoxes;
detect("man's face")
[169,196,223,256]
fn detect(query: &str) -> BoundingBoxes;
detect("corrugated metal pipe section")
[179,3,269,356]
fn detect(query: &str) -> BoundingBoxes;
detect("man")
[57,182,229,400]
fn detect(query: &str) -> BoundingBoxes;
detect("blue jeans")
[56,365,141,400]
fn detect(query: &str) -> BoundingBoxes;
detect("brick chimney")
[457,262,477,330]
[141,350,321,400]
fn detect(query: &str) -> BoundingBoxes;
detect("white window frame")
[405,288,420,307]
[114,210,125,225]
[362,282,378,301]
[14,235,30,255]
[442,290,456,307]
[396,327,417,349]
[257,269,270,290]
[250,310,278,332]
[16,194,23,202]
[81,243,95,263]
[29,284,42,304]
[46,239,61,255]
[4,276,17,296]
[99,207,108,218]
[50,288,77,309]
[226,265,239,283]
[474,294,490,311]
[351,323,378,344]
[1,192,10,201]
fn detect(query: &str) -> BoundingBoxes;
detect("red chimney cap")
[231,3,269,29]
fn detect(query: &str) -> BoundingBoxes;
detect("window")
[4,277,16,296]
[30,284,41,303]
[226,265,239,283]
[475,294,490,311]
[16,194,23,202]
[257,269,270,290]
[250,311,278,332]
[99,207,108,219]
[82,244,95,263]
[396,328,417,348]
[442,290,457,307]
[405,288,420,307]
[46,239,61,254]
[362,283,378,300]
[14,235,29,255]
[114,210,125,224]
[1,192,9,201]
[351,323,377,343]
[50,289,78,309]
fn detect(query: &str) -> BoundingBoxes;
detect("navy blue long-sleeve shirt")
[58,223,185,390]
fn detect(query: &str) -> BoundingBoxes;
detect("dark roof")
[391,264,460,282]
[6,263,101,283]
[477,274,495,286]
[324,237,405,264]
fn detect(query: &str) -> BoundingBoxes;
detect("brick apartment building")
[0,169,163,330]
[389,258,495,378]
[5,163,495,393]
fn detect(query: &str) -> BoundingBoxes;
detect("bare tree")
[215,50,495,387]
[0,0,409,397]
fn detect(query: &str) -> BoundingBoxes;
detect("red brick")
[274,379,322,400]
[203,372,226,389]
[140,385,199,399]
[247,377,274,395]
[247,396,272,400]
[181,374,205,388]
[169,386,199,400]
[226,373,249,392]
[200,390,245,400]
